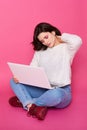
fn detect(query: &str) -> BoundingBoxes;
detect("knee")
[10,78,17,89]
[10,78,14,85]
[50,89,62,100]
[51,89,68,104]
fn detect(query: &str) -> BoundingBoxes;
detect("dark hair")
[32,22,61,51]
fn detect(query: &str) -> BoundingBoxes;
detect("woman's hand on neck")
[54,36,64,46]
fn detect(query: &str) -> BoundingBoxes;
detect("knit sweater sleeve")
[61,33,82,63]
[29,51,39,67]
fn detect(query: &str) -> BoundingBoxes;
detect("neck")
[54,36,62,46]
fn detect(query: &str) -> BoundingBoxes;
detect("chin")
[48,44,54,48]
[49,46,54,48]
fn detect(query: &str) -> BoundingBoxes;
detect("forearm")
[61,33,82,50]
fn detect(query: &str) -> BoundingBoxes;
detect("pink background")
[0,0,87,130]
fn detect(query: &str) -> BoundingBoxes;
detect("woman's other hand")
[57,36,64,43]
[13,76,19,83]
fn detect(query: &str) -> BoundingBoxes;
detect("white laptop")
[7,62,53,89]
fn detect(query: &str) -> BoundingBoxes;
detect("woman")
[9,22,82,120]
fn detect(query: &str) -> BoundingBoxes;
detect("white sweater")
[30,33,82,88]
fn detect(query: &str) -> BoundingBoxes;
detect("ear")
[51,31,56,35]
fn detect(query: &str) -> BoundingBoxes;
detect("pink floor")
[0,67,87,130]
[0,0,87,130]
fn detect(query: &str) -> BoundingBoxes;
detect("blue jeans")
[10,79,72,110]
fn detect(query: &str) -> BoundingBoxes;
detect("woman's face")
[37,31,57,48]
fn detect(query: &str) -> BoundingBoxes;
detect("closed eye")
[44,35,48,39]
